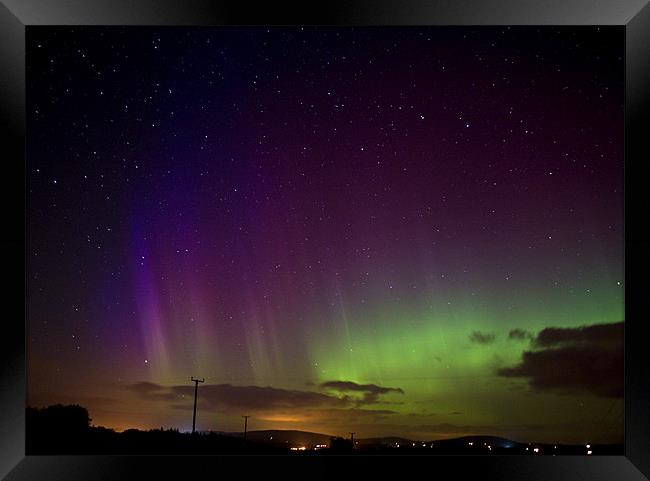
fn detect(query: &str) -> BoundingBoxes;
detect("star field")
[27,26,623,443]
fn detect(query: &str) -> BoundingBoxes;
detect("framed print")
[1,1,649,480]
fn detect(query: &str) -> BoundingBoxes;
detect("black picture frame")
[1,1,648,479]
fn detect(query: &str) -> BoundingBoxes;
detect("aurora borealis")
[27,26,624,444]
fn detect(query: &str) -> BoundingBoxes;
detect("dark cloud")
[533,322,622,349]
[508,328,532,341]
[127,382,178,402]
[175,384,349,411]
[130,382,350,411]
[319,380,404,405]
[129,382,165,394]
[498,321,623,398]
[130,381,403,414]
[319,380,403,395]
[468,331,496,344]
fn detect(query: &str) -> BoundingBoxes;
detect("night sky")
[27,26,624,444]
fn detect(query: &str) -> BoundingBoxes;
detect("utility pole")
[350,432,355,449]
[190,377,204,434]
[242,415,250,448]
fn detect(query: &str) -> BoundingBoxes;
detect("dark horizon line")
[26,404,623,448]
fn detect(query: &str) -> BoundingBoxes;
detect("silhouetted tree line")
[26,405,285,455]
[327,436,353,453]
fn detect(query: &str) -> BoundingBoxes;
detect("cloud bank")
[498,321,623,398]
[129,380,404,415]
